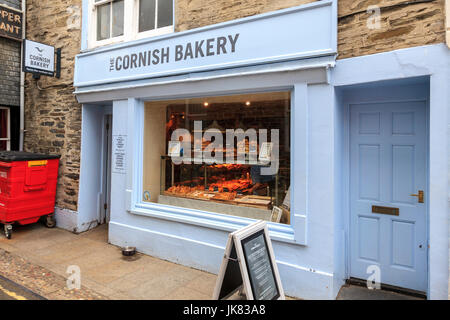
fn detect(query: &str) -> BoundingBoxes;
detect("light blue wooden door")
[350,101,427,292]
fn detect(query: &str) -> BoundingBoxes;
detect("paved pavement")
[0,223,220,300]
[0,223,444,300]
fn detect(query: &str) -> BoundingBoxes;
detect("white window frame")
[88,0,174,49]
[133,0,174,40]
[0,107,11,151]
[89,0,127,48]
[130,88,299,243]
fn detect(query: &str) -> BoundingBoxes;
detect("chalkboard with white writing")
[213,221,285,300]
[241,229,280,300]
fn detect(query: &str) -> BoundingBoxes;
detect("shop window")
[94,0,124,41]
[142,92,292,225]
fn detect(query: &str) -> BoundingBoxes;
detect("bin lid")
[0,151,61,162]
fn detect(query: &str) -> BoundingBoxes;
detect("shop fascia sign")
[23,39,61,78]
[0,4,22,41]
[74,0,337,88]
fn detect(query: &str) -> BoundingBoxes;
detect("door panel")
[358,215,380,262]
[350,101,427,292]
[358,144,380,200]
[391,220,415,268]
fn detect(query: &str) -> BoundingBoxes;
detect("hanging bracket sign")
[213,220,285,300]
[23,39,61,78]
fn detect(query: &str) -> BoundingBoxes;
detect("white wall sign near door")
[112,135,127,174]
[213,220,285,300]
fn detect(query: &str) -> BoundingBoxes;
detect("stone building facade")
[174,0,446,59]
[0,0,21,151]
[23,0,82,211]
[23,0,447,221]
[27,0,449,299]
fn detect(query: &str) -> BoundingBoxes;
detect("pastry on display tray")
[212,192,237,201]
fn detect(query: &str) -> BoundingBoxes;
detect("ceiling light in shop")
[203,102,209,107]
[245,101,251,106]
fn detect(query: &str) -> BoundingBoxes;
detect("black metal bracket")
[55,48,61,79]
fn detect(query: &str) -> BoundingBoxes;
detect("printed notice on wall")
[112,135,127,174]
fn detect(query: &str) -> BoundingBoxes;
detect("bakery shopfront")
[73,0,449,299]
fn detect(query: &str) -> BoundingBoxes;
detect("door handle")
[410,190,424,203]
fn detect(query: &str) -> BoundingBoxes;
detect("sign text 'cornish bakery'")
[110,34,240,72]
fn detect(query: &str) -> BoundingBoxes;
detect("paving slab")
[0,248,107,300]
[185,272,218,296]
[162,285,211,300]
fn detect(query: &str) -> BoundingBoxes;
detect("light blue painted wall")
[81,0,88,51]
[332,44,449,299]
[75,0,336,88]
[76,105,112,233]
[74,0,448,299]
[104,44,448,300]
[333,87,347,298]
[106,81,342,300]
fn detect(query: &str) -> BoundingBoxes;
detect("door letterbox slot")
[372,205,399,216]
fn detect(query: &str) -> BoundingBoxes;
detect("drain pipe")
[19,0,26,151]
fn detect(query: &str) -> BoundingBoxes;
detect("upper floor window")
[89,0,174,49]
[139,0,173,33]
[95,0,124,41]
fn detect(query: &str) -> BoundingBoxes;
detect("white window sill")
[89,35,126,50]
[128,199,302,245]
[135,25,174,40]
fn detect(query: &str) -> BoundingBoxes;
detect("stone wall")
[175,0,316,32]
[338,0,445,59]
[24,0,82,211]
[0,37,20,107]
[0,0,21,150]
[0,0,21,107]
[176,0,446,59]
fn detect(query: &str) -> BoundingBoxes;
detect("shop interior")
[142,91,291,224]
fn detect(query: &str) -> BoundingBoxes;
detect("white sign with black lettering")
[112,135,127,174]
[213,220,285,300]
[23,39,55,76]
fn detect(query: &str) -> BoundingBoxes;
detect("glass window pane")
[96,3,111,41]
[0,109,7,139]
[112,0,124,37]
[157,0,173,28]
[139,0,156,32]
[143,92,292,225]
[0,109,8,151]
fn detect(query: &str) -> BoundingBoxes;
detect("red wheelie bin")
[0,151,61,239]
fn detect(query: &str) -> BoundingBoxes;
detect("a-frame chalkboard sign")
[213,220,285,300]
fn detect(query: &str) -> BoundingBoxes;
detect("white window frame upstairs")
[88,0,174,49]
[0,107,11,151]
[133,0,174,40]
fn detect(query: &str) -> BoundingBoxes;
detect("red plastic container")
[0,152,60,238]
